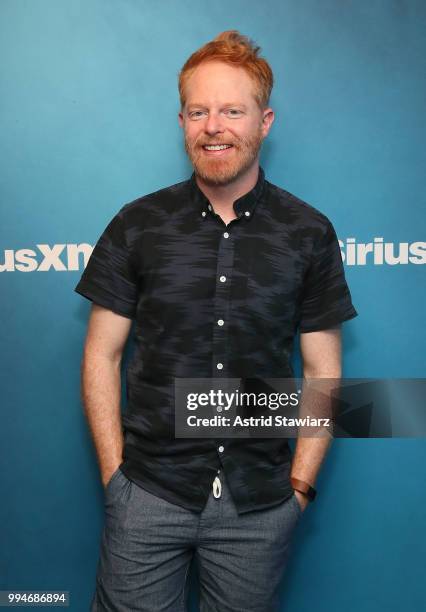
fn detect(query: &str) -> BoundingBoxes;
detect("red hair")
[178,30,274,110]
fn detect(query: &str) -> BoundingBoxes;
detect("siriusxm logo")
[0,238,425,272]
[338,238,426,265]
[0,244,93,272]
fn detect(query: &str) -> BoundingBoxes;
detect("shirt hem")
[120,464,207,514]
[299,308,358,333]
[74,280,136,319]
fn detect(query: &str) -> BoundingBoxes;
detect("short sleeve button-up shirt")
[74,166,358,514]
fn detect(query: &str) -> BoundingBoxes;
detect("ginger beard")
[184,125,264,186]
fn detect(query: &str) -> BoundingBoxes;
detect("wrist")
[290,476,317,502]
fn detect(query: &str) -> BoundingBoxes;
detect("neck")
[195,160,260,212]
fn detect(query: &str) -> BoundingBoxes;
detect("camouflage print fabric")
[74,166,358,514]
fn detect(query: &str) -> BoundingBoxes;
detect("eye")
[225,109,243,117]
[188,110,205,120]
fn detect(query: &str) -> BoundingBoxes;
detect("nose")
[204,111,225,136]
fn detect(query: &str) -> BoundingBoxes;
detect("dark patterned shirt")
[74,166,358,514]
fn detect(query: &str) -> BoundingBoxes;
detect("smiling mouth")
[202,144,233,151]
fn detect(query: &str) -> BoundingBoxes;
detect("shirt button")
[217,319,224,326]
[202,211,207,217]
[216,363,223,370]
[244,211,250,217]
[219,275,226,282]
[223,232,229,238]
[218,445,224,452]
[208,204,212,211]
[217,469,221,474]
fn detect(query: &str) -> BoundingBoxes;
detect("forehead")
[184,61,257,104]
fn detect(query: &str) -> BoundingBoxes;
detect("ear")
[261,108,274,138]
[178,111,184,128]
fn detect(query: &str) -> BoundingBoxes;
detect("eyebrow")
[186,103,248,111]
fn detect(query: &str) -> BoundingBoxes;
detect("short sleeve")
[74,211,138,319]
[298,219,358,332]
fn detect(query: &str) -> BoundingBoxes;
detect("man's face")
[178,61,274,186]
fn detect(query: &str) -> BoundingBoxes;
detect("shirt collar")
[189,165,266,220]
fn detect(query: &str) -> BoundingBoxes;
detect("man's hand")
[294,490,310,513]
[102,464,121,489]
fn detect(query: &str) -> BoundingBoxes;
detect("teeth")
[204,144,232,151]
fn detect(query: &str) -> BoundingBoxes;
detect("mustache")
[193,135,240,147]
[184,132,262,156]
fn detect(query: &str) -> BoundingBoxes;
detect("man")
[75,30,357,612]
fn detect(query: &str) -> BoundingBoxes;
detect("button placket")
[206,205,255,485]
[212,229,235,377]
[211,227,236,469]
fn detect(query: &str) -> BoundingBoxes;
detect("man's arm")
[80,303,133,488]
[290,326,342,509]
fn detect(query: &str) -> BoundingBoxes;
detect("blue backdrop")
[1,1,425,610]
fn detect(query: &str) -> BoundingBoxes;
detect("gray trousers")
[90,467,302,612]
